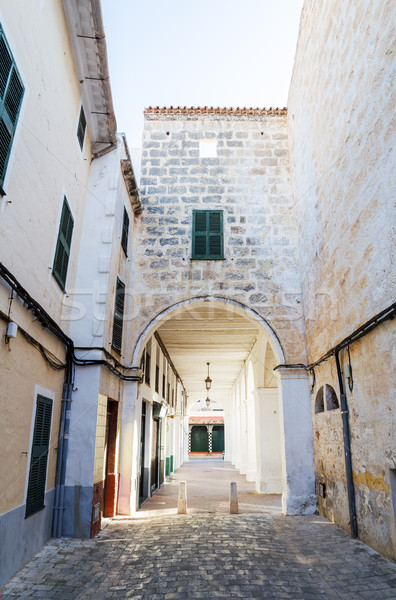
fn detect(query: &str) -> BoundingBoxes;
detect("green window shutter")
[53,197,74,290]
[0,26,24,191]
[208,210,223,258]
[26,395,53,518]
[121,207,129,256]
[192,210,223,259]
[112,278,125,353]
[76,105,86,150]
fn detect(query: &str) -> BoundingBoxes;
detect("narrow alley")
[2,461,396,600]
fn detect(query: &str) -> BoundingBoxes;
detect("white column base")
[276,368,316,515]
[246,469,256,482]
[254,388,283,495]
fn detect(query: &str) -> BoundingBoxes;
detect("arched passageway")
[118,297,315,517]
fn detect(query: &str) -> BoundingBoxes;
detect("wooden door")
[191,426,208,452]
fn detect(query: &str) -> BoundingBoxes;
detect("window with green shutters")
[121,207,129,256]
[26,395,53,518]
[192,210,224,259]
[112,278,125,353]
[52,197,74,291]
[76,105,86,150]
[0,25,25,193]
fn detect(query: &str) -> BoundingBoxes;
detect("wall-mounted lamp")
[204,362,212,408]
[205,362,212,391]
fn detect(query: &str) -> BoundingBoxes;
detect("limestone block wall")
[132,108,306,363]
[288,0,396,557]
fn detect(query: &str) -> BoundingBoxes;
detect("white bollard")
[177,481,187,514]
[229,481,238,514]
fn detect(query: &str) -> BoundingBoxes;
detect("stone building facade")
[134,107,305,363]
[0,0,395,587]
[122,107,317,519]
[288,0,395,559]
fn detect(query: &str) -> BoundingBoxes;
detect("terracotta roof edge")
[144,106,287,116]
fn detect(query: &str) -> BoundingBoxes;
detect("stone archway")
[118,296,315,517]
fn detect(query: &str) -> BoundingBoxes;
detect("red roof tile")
[144,106,287,116]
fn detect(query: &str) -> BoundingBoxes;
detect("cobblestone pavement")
[2,462,396,599]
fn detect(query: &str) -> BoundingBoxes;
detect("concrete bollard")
[177,481,187,514]
[229,481,238,514]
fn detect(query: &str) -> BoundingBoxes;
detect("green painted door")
[191,426,208,452]
[212,426,224,452]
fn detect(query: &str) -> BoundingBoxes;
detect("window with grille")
[26,395,53,517]
[0,25,25,193]
[192,210,224,259]
[121,207,129,256]
[52,197,74,291]
[76,105,86,150]
[112,278,125,353]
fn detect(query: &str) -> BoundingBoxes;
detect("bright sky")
[101,0,304,167]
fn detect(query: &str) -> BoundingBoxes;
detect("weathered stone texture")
[132,112,306,362]
[289,0,396,559]
[289,0,395,358]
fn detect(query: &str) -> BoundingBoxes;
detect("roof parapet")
[144,106,287,116]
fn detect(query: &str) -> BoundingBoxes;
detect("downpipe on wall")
[52,349,73,538]
[335,350,358,538]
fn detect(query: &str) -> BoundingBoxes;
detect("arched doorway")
[118,297,315,518]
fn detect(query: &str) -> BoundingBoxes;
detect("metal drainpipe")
[52,348,73,537]
[335,349,358,538]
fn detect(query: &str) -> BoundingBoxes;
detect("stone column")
[224,414,232,461]
[246,396,257,482]
[254,387,283,494]
[232,402,241,469]
[118,380,139,515]
[239,400,248,475]
[275,368,315,515]
[183,418,190,463]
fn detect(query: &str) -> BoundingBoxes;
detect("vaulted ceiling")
[156,303,260,407]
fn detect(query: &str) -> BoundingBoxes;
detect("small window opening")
[121,207,129,256]
[77,106,87,150]
[199,139,217,158]
[325,384,339,410]
[319,481,326,498]
[315,386,324,413]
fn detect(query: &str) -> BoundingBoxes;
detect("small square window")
[199,139,217,158]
